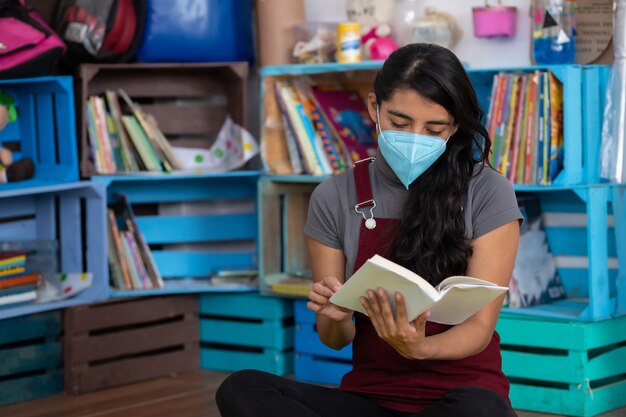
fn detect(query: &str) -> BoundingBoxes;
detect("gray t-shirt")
[304,152,523,279]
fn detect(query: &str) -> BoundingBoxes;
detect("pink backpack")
[0,0,66,79]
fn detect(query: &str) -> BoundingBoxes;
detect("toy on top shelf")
[0,90,34,185]
[346,0,398,60]
[0,76,79,191]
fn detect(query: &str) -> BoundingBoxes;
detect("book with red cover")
[311,87,377,164]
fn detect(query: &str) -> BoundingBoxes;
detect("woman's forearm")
[420,316,495,360]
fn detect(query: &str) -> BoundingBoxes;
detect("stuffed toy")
[346,0,398,60]
[0,90,35,184]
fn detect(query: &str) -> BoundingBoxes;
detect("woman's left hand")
[360,288,434,360]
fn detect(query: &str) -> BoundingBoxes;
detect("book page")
[436,275,501,292]
[330,255,439,321]
[428,285,508,325]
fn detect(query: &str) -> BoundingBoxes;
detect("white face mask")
[376,106,450,189]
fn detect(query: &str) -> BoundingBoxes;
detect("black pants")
[216,370,517,417]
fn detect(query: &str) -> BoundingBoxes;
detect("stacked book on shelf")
[0,251,40,307]
[107,194,164,291]
[486,70,564,185]
[86,90,183,174]
[273,80,377,175]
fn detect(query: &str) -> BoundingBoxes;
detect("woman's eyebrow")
[387,109,451,126]
[387,109,414,121]
[425,120,452,126]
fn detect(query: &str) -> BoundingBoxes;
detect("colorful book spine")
[548,71,564,183]
[494,74,513,171]
[277,83,323,176]
[125,229,152,290]
[0,265,26,278]
[119,231,142,290]
[108,209,132,290]
[537,71,546,184]
[509,75,528,182]
[86,99,106,173]
[542,72,551,185]
[310,105,343,174]
[523,74,536,185]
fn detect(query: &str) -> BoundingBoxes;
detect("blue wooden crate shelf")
[497,314,626,417]
[502,184,626,321]
[0,311,63,405]
[0,182,108,320]
[294,300,352,385]
[200,293,294,375]
[0,76,79,191]
[260,63,610,188]
[92,173,260,296]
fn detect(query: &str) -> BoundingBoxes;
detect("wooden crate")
[0,182,108,320]
[260,63,610,185]
[63,295,199,394]
[76,62,248,177]
[200,293,294,375]
[497,314,626,416]
[258,177,318,296]
[0,76,79,191]
[97,171,259,296]
[0,311,63,405]
[294,300,351,385]
[508,185,626,321]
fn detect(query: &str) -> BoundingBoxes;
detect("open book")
[330,255,508,325]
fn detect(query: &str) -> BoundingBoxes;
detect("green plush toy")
[0,89,34,184]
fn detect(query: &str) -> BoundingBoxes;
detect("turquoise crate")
[260,63,609,187]
[497,314,626,417]
[0,311,63,405]
[503,184,626,321]
[0,182,108,320]
[200,293,294,375]
[0,76,78,191]
[93,172,260,296]
[294,300,352,385]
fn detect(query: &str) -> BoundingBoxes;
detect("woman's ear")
[449,123,459,139]
[366,92,378,125]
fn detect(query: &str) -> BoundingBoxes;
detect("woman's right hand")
[307,276,353,322]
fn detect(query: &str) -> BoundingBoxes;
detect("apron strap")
[353,157,375,208]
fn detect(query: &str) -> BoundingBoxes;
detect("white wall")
[304,0,532,69]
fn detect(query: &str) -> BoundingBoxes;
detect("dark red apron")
[338,159,510,413]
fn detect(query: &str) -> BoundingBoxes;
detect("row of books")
[486,70,564,185]
[86,90,182,174]
[0,251,40,307]
[274,80,377,175]
[107,194,164,290]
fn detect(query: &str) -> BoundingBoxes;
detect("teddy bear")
[346,0,398,61]
[0,89,35,184]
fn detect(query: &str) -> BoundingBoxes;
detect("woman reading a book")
[216,43,522,417]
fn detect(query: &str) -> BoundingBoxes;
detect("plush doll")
[0,90,35,184]
[346,0,398,60]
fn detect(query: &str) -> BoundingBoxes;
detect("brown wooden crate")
[76,62,248,177]
[64,295,200,394]
[70,318,198,364]
[67,344,200,394]
[64,296,197,334]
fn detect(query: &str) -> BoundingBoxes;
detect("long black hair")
[374,43,491,286]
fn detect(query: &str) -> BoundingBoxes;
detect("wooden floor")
[1,370,625,417]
